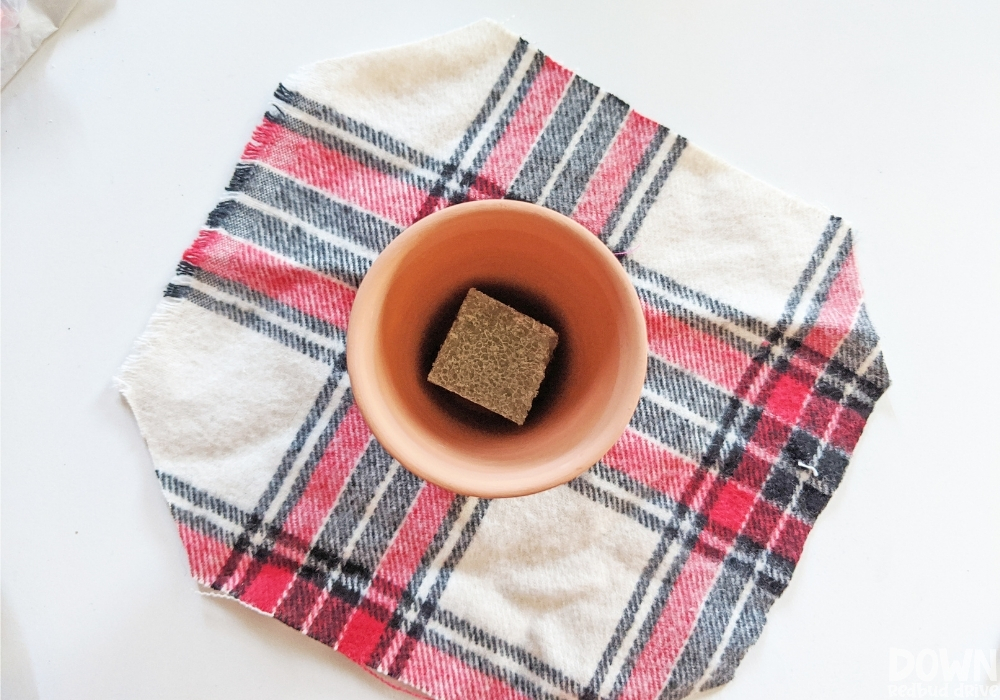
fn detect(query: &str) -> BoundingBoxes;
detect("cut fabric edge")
[287,18,517,81]
[284,19,523,163]
[193,583,434,699]
[114,296,186,405]
[833,221,891,385]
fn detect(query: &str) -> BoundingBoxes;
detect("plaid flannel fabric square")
[118,19,889,700]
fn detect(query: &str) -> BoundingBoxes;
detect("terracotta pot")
[347,200,647,498]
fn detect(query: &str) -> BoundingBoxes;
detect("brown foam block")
[427,288,559,426]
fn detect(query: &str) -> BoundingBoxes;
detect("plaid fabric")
[119,20,889,700]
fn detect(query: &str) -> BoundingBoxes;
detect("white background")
[2,1,998,698]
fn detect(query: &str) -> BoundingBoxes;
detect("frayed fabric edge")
[194,584,433,699]
[113,296,185,400]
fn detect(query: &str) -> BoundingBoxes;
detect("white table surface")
[3,2,998,698]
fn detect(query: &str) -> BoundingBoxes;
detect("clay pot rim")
[347,200,647,499]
